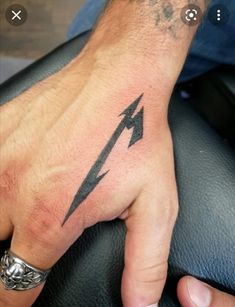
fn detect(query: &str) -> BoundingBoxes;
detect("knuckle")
[0,166,19,199]
[138,261,168,284]
[22,196,63,248]
[163,197,179,225]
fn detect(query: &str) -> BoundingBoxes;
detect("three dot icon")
[208,4,230,26]
[217,9,221,22]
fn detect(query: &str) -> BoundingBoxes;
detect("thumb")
[177,276,235,307]
[121,186,178,307]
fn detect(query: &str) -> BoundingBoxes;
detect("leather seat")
[0,31,234,307]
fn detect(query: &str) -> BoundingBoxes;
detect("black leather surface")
[180,66,235,147]
[0,31,234,307]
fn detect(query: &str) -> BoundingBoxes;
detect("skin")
[63,94,144,225]
[1,0,233,306]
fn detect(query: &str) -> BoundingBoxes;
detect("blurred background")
[0,0,85,83]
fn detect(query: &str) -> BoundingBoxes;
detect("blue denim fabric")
[68,0,235,82]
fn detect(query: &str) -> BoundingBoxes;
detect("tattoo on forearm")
[149,0,159,5]
[134,0,180,37]
[162,2,173,20]
[127,0,208,38]
[62,94,144,225]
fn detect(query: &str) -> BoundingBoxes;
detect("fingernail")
[146,304,158,307]
[187,277,212,307]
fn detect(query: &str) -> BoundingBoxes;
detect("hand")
[178,276,235,307]
[0,41,178,307]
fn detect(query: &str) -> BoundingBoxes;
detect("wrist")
[59,42,175,126]
[77,0,208,88]
[75,40,177,106]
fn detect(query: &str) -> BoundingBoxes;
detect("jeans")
[68,0,235,82]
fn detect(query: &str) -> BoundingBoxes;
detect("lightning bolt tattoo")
[62,94,144,225]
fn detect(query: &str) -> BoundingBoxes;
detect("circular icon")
[5,4,28,26]
[181,4,203,26]
[208,4,230,26]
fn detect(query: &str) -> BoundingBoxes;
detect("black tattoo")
[129,0,207,38]
[62,94,144,225]
[154,10,161,25]
[149,0,159,6]
[162,2,173,20]
[149,0,177,37]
